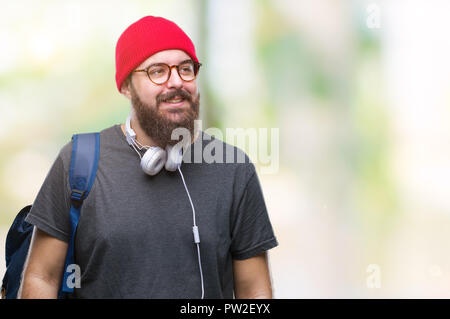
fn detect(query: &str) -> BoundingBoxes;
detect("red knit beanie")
[115,16,198,92]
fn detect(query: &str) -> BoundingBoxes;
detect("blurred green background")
[1,0,450,298]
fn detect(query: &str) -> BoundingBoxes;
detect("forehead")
[138,49,191,68]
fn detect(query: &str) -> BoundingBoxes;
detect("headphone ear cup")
[165,144,183,172]
[141,147,167,175]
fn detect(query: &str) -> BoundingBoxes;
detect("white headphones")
[125,115,183,175]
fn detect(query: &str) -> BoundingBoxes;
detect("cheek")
[134,81,161,103]
[186,83,198,96]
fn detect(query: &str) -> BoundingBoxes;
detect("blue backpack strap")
[61,133,100,294]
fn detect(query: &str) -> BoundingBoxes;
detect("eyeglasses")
[133,60,202,85]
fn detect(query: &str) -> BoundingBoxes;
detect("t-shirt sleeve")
[25,147,72,243]
[230,164,278,260]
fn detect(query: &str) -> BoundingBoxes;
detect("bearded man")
[18,16,278,299]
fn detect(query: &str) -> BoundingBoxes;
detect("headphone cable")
[177,165,205,299]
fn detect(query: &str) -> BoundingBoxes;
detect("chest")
[74,160,234,259]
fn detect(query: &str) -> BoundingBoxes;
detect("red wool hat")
[115,16,198,92]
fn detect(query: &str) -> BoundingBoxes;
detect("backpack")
[1,133,100,299]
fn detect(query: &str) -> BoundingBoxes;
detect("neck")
[120,117,200,148]
[121,116,156,147]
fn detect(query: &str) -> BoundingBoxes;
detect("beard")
[130,84,200,148]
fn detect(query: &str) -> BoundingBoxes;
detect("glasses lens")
[178,61,196,81]
[148,64,170,84]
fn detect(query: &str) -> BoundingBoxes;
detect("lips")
[160,98,187,112]
[158,89,191,105]
[165,96,184,103]
[157,90,192,112]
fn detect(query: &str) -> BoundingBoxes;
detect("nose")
[166,65,183,89]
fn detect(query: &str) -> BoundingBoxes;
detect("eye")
[149,67,165,75]
[180,64,194,74]
[149,68,164,75]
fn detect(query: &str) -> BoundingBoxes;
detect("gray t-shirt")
[25,124,278,299]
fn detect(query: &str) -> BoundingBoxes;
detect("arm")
[18,226,68,299]
[233,252,274,299]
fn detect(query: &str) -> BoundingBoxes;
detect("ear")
[120,77,132,100]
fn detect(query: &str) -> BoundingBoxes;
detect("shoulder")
[198,130,257,182]
[57,124,122,168]
[201,131,251,162]
[57,139,73,171]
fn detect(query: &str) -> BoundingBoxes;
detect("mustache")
[156,89,192,105]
